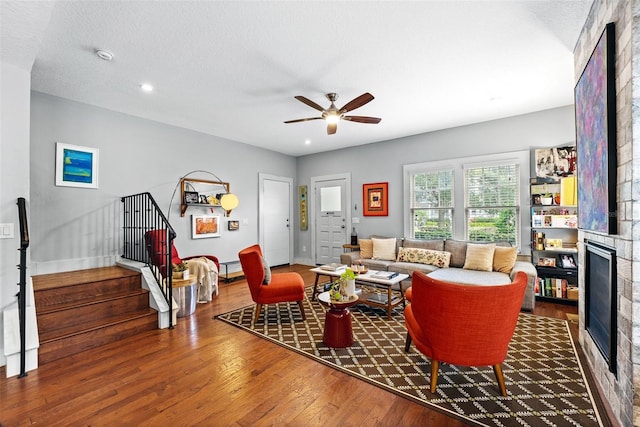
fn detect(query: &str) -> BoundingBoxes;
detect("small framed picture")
[538,257,556,267]
[199,195,209,204]
[559,254,577,268]
[55,142,99,189]
[228,220,239,231]
[184,191,199,204]
[546,238,563,248]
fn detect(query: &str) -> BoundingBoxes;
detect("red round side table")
[317,291,359,348]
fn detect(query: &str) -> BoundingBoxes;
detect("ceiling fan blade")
[284,117,323,124]
[327,122,337,135]
[342,115,382,124]
[294,96,325,112]
[339,92,374,113]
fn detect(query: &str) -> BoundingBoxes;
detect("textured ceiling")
[2,1,592,156]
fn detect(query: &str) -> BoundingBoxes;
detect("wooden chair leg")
[493,364,507,396]
[297,300,306,320]
[430,360,440,393]
[253,303,263,323]
[404,333,412,352]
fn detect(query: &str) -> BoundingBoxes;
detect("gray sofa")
[340,237,537,311]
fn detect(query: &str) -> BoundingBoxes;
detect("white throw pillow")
[372,238,397,261]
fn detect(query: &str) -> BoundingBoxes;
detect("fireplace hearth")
[585,240,617,375]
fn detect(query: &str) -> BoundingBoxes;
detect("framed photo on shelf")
[559,254,577,269]
[184,191,199,204]
[191,214,220,239]
[199,195,209,204]
[363,182,388,216]
[538,257,556,267]
[546,238,563,248]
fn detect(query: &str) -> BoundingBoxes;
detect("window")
[465,163,519,246]
[409,169,453,239]
[404,151,528,252]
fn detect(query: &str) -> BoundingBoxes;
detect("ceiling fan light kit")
[285,92,381,135]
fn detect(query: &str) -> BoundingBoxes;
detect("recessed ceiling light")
[140,83,154,92]
[95,49,113,62]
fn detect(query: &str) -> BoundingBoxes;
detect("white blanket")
[186,257,219,302]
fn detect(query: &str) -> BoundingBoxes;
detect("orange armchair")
[144,229,220,277]
[238,244,306,323]
[404,270,527,396]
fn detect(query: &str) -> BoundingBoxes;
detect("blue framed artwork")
[574,22,617,234]
[55,143,99,189]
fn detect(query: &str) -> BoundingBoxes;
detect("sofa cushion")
[427,268,511,286]
[360,258,394,271]
[493,246,518,273]
[463,243,496,272]
[397,247,451,268]
[372,237,397,260]
[359,238,373,259]
[444,239,468,268]
[402,238,444,251]
[389,261,440,276]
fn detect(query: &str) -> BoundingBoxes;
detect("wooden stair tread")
[39,308,157,344]
[32,266,139,291]
[36,288,149,315]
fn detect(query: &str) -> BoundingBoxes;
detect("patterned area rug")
[216,291,603,427]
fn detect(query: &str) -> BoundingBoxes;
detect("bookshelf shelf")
[530,176,578,305]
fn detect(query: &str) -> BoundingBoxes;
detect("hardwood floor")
[0,264,594,426]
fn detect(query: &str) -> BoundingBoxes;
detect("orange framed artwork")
[363,182,388,216]
[192,214,220,239]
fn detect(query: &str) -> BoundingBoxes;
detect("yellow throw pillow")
[463,243,496,272]
[359,239,373,259]
[372,237,397,261]
[493,246,518,273]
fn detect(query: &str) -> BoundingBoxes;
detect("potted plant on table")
[340,268,357,298]
[172,261,190,280]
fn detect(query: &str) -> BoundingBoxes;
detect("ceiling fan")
[284,92,381,135]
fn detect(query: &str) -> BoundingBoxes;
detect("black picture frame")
[575,22,617,234]
[184,191,199,204]
[559,254,577,269]
[228,220,239,231]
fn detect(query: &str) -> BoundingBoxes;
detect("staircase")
[33,266,158,365]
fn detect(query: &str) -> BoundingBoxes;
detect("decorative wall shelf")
[180,178,233,217]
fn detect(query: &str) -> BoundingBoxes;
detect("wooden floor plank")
[0,264,601,426]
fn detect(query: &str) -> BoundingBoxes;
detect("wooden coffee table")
[310,267,409,319]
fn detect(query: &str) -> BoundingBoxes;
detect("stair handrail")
[121,192,175,328]
[16,197,29,378]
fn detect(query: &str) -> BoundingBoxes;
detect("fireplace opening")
[585,240,617,375]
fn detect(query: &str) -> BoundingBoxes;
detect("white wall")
[295,105,576,263]
[0,62,32,367]
[29,92,298,273]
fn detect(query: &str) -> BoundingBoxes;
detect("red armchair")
[144,229,220,277]
[404,270,527,396]
[238,244,306,323]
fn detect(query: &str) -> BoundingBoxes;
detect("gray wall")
[29,92,297,273]
[295,105,576,263]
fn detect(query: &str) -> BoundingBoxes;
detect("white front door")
[259,174,292,266]
[314,178,347,265]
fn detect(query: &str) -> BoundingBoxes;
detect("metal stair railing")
[121,192,175,328]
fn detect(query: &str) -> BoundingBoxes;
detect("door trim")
[309,173,352,265]
[258,173,294,263]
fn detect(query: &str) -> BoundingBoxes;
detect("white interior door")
[260,175,292,266]
[314,178,347,265]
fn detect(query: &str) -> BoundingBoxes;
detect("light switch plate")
[0,223,14,239]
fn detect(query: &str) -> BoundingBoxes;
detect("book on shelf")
[319,263,347,272]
